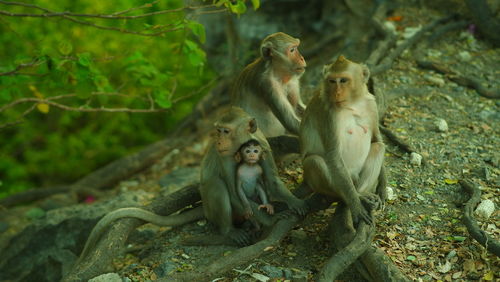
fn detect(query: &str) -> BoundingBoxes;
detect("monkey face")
[326,75,352,104]
[215,126,233,156]
[287,44,306,73]
[241,144,262,164]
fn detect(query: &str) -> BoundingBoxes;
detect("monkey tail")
[78,206,204,261]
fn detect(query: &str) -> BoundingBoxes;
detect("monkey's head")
[235,139,263,164]
[322,55,370,105]
[214,107,259,157]
[260,32,306,75]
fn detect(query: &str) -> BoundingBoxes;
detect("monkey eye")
[245,149,251,153]
[253,150,259,153]
[217,127,230,134]
[328,79,337,84]
[290,47,296,53]
[340,78,348,83]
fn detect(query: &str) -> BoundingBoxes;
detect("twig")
[0,1,216,20]
[371,15,455,76]
[416,60,500,99]
[459,180,500,257]
[0,60,42,76]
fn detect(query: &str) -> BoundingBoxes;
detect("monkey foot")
[360,193,381,212]
[228,229,253,246]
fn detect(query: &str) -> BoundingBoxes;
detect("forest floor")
[108,6,499,282]
[1,4,498,282]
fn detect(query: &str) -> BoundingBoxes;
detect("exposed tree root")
[380,125,415,154]
[63,184,201,282]
[416,60,500,99]
[427,20,468,46]
[459,180,500,257]
[371,15,455,76]
[323,203,408,282]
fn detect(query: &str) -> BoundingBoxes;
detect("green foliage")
[0,0,235,198]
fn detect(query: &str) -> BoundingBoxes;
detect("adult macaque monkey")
[300,56,386,227]
[201,107,307,245]
[232,32,307,137]
[77,108,307,262]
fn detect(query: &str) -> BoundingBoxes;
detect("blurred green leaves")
[0,0,230,198]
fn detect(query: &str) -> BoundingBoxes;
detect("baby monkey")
[235,140,274,225]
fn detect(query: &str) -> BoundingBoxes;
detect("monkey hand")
[258,204,274,215]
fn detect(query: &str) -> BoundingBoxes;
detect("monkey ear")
[260,41,273,59]
[322,64,331,77]
[361,64,370,84]
[248,118,258,133]
[235,152,241,163]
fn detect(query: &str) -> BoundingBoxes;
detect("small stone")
[474,199,495,219]
[458,51,472,61]
[425,75,445,87]
[386,186,397,201]
[410,152,422,166]
[88,273,122,282]
[435,119,448,132]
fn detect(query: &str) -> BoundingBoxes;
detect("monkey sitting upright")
[232,32,307,137]
[234,139,275,227]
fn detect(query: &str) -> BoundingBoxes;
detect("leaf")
[58,41,73,55]
[37,103,50,114]
[444,179,458,184]
[153,90,172,109]
[406,255,416,261]
[77,53,92,67]
[187,20,206,44]
[230,0,247,14]
[437,260,451,273]
[251,0,260,10]
[483,271,494,281]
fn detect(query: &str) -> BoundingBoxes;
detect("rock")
[0,190,150,282]
[474,199,495,219]
[154,261,177,277]
[88,273,122,282]
[386,186,397,201]
[435,119,449,132]
[410,152,422,166]
[425,75,445,87]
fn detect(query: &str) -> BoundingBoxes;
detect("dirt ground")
[110,6,499,282]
